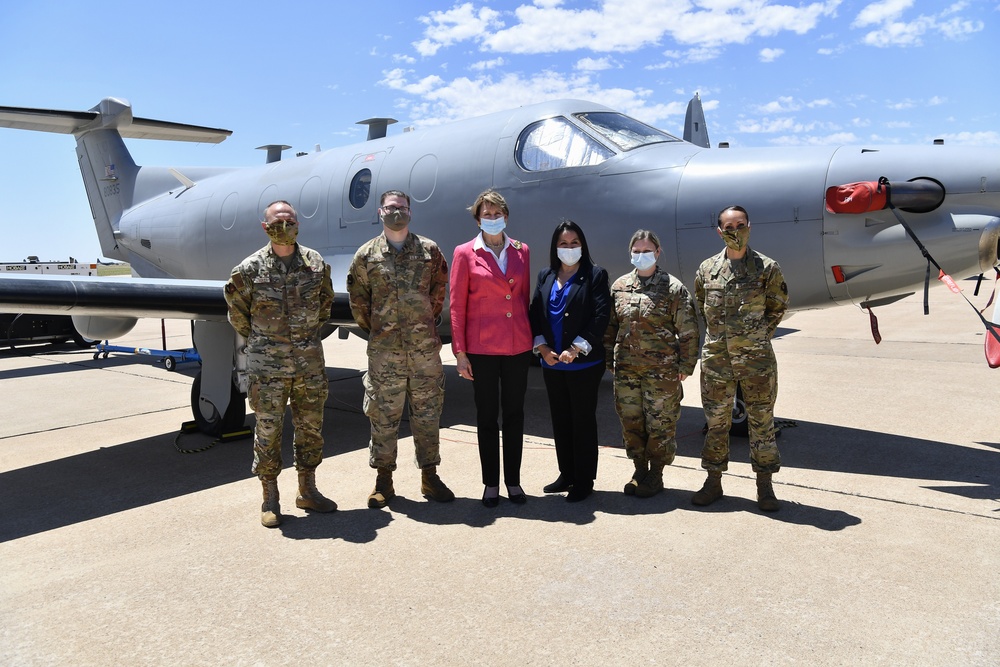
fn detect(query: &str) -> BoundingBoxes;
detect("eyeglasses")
[382,206,410,214]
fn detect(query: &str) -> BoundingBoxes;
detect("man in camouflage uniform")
[692,205,788,511]
[225,200,337,528]
[605,230,699,498]
[347,189,455,508]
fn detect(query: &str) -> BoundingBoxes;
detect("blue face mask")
[630,251,656,271]
[479,216,506,236]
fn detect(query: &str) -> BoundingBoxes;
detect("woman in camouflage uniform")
[605,230,699,497]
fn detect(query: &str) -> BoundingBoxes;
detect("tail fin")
[0,97,231,260]
[683,92,711,149]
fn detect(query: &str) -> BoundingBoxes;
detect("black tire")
[71,331,96,348]
[730,383,749,437]
[164,356,176,372]
[190,371,246,436]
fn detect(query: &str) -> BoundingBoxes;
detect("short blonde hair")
[468,189,509,220]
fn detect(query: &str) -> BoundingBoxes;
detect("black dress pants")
[541,363,605,487]
[467,352,532,486]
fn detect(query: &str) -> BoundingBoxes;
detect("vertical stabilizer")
[75,98,139,261]
[0,98,232,262]
[683,93,711,149]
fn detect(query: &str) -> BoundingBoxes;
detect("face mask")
[265,219,298,246]
[557,247,583,266]
[381,209,411,231]
[479,216,506,236]
[630,251,656,271]
[721,226,750,252]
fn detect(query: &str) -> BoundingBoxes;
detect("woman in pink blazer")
[450,190,533,508]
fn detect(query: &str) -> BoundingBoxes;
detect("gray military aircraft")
[1,95,998,434]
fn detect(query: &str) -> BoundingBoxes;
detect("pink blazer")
[450,238,532,356]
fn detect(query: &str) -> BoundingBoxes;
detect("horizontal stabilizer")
[0,100,231,143]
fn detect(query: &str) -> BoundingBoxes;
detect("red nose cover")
[986,326,1000,369]
[825,180,888,214]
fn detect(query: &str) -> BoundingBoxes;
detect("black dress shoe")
[507,485,527,505]
[482,486,500,508]
[542,475,572,493]
[566,483,593,503]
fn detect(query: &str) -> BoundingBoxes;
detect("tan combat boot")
[691,470,724,506]
[367,467,395,509]
[421,465,455,502]
[295,469,338,513]
[756,472,780,512]
[260,476,281,528]
[635,463,665,498]
[624,457,648,495]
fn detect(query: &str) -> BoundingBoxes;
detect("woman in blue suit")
[529,220,611,502]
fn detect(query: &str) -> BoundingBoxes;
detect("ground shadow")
[3,357,995,542]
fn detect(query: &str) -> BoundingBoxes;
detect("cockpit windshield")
[516,117,614,172]
[575,112,680,151]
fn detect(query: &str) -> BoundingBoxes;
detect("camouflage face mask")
[265,219,298,245]
[381,209,410,231]
[721,226,749,252]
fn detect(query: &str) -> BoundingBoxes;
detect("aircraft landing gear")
[191,370,246,436]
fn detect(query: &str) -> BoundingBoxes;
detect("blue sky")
[1,0,997,262]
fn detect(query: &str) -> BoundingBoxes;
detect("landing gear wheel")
[71,331,96,348]
[164,356,176,372]
[191,370,246,436]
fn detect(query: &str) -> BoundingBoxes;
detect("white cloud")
[853,0,984,47]
[415,1,841,58]
[853,0,914,28]
[757,96,800,114]
[393,54,417,64]
[378,68,688,128]
[576,56,615,71]
[413,3,504,57]
[932,131,1000,146]
[469,57,505,71]
[759,48,784,62]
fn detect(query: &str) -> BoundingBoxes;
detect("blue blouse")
[542,273,602,372]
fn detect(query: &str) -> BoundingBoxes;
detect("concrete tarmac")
[1,283,998,666]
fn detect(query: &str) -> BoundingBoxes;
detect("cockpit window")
[575,112,680,151]
[516,117,614,172]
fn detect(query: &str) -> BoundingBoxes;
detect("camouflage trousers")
[700,371,780,473]
[363,348,444,471]
[613,364,682,467]
[249,372,328,478]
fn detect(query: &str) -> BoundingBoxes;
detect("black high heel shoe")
[506,485,527,505]
[482,486,500,508]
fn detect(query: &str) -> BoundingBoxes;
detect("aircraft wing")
[0,274,229,321]
[0,273,355,324]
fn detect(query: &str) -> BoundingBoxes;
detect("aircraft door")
[341,152,385,227]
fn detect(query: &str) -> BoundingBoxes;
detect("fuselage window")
[349,169,372,209]
[574,112,680,151]
[516,117,614,172]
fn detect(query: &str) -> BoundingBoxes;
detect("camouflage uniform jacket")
[604,266,699,375]
[694,247,788,379]
[224,243,334,377]
[347,232,448,354]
